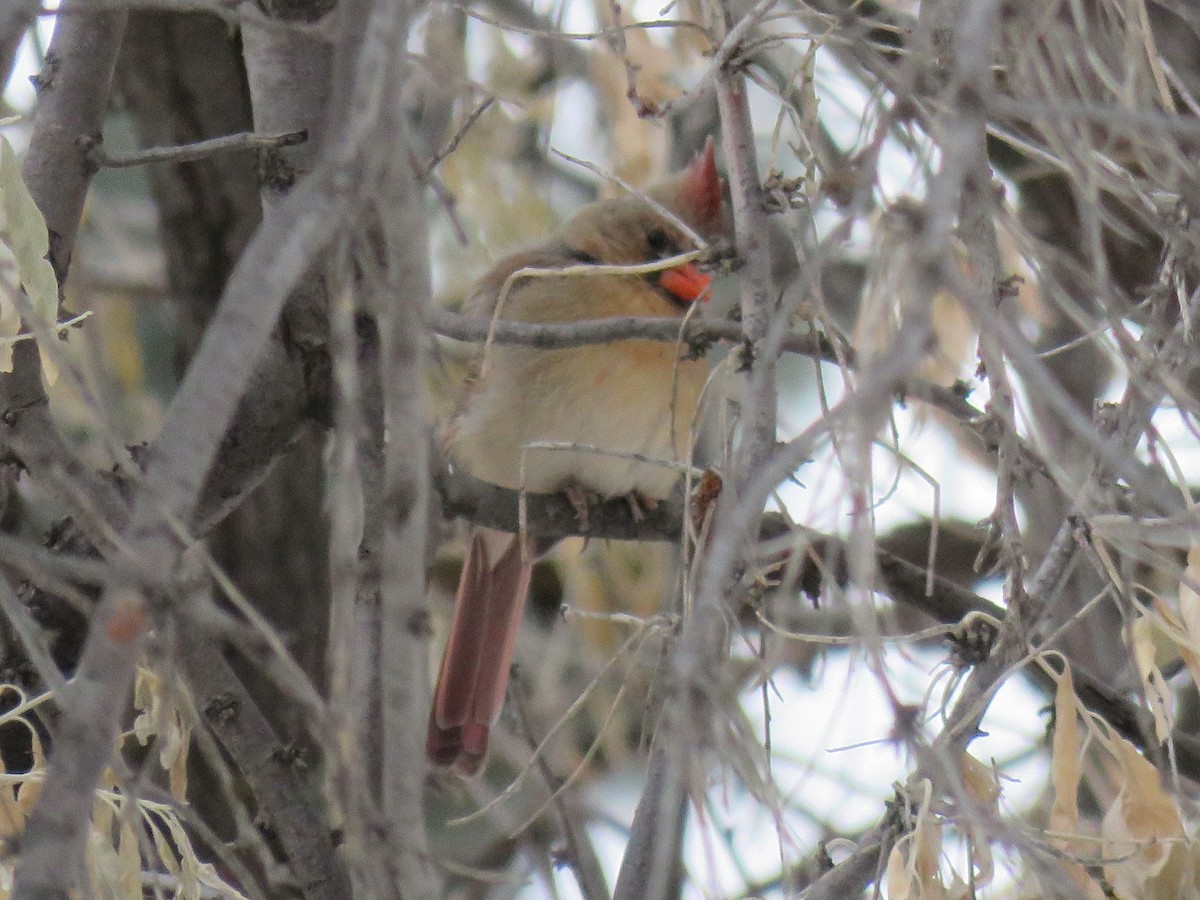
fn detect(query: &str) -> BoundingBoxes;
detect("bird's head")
[555,139,725,314]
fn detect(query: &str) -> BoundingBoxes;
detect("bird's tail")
[427,530,532,775]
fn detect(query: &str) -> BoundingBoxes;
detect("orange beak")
[658,263,712,303]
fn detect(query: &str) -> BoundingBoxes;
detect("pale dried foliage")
[0,146,245,897]
[0,135,70,383]
[0,678,244,899]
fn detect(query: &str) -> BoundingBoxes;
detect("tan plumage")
[429,141,724,774]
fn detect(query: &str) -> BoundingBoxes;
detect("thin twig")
[372,19,442,896]
[450,0,710,43]
[86,129,307,168]
[798,827,889,900]
[0,0,38,86]
[4,4,130,893]
[421,95,495,176]
[178,619,349,899]
[13,2,370,890]
[511,686,611,900]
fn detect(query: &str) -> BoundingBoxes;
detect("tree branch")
[11,0,405,883]
[393,449,1200,785]
[368,6,440,893]
[86,128,306,168]
[797,827,889,900]
[0,0,38,88]
[430,307,999,459]
[439,462,684,542]
[1,0,129,541]
[19,3,126,283]
[430,305,821,354]
[179,627,349,899]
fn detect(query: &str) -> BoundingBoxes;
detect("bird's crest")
[680,137,723,236]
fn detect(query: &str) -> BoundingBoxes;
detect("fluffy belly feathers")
[451,341,705,499]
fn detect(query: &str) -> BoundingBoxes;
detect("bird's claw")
[624,490,659,522]
[562,483,600,531]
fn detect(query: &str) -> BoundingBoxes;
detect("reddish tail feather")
[427,531,533,775]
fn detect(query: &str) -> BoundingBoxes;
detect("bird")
[428,140,725,774]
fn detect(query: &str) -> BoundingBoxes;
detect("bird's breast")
[450,340,706,499]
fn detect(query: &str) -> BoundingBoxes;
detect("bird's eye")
[646,227,671,256]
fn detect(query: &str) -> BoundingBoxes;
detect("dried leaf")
[0,137,60,384]
[87,826,124,900]
[132,666,192,798]
[0,245,21,373]
[1143,597,1200,692]
[1177,544,1200,664]
[1037,860,1108,899]
[92,790,114,844]
[1049,664,1082,841]
[196,862,252,900]
[166,813,203,900]
[132,667,160,746]
[886,786,948,900]
[964,834,993,891]
[886,841,913,900]
[116,820,141,899]
[27,725,43,773]
[958,752,998,889]
[961,752,1000,810]
[1045,671,1108,900]
[1132,613,1174,742]
[147,812,182,878]
[1102,736,1185,898]
[913,814,943,888]
[167,724,190,801]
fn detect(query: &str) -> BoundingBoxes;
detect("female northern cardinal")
[428,141,724,774]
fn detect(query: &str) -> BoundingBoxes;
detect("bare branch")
[19,2,127,282]
[11,0,396,885]
[511,686,610,900]
[799,828,891,900]
[438,456,1200,782]
[178,625,349,899]
[421,95,494,176]
[86,128,306,168]
[0,0,129,540]
[0,0,38,88]
[370,35,441,900]
[938,306,1189,758]
[718,57,779,477]
[430,306,1001,433]
[439,462,684,542]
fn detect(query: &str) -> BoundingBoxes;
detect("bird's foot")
[561,483,600,531]
[623,490,659,523]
